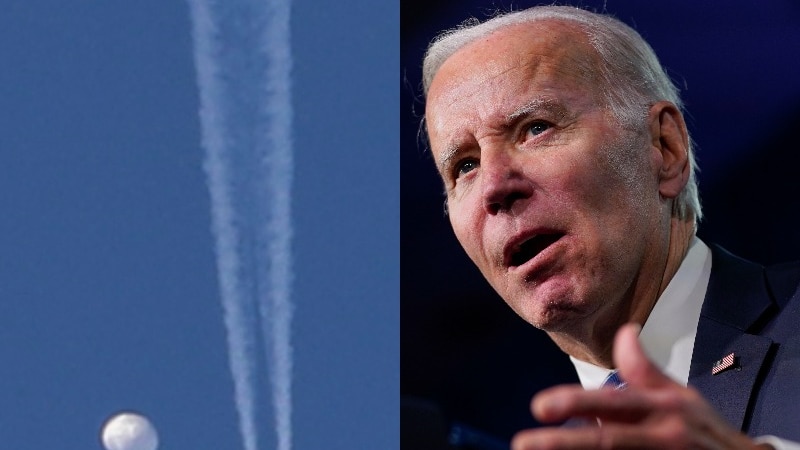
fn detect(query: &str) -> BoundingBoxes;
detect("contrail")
[187,1,293,450]
[256,1,294,449]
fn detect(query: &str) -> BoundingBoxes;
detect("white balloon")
[101,412,159,450]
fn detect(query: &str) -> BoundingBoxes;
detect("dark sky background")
[401,0,800,445]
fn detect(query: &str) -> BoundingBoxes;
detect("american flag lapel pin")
[712,352,738,375]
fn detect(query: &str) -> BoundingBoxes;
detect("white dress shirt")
[567,237,799,449]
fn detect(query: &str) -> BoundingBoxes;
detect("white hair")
[422,5,702,223]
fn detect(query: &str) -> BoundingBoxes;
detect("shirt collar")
[570,237,711,389]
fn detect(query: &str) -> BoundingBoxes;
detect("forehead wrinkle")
[432,61,533,122]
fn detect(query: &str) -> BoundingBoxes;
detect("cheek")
[449,204,474,243]
[448,200,488,262]
[537,156,610,216]
[550,149,650,223]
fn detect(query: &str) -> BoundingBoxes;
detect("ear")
[647,101,690,200]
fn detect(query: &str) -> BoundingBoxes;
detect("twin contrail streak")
[188,1,293,449]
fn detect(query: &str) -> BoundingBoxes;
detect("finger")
[533,384,658,424]
[514,417,743,450]
[511,423,658,450]
[613,323,675,389]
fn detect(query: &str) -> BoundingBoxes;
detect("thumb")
[613,323,675,389]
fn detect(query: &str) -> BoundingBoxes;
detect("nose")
[481,151,533,215]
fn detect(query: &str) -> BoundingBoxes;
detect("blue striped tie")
[601,371,627,390]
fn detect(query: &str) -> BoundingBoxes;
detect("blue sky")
[1,1,397,449]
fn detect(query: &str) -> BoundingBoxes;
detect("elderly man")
[421,5,800,450]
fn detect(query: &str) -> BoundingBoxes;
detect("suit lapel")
[689,319,773,429]
[688,245,776,431]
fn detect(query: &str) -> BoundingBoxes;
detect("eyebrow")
[437,143,461,174]
[507,97,570,122]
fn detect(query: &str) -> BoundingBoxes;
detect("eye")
[527,121,551,137]
[454,158,479,178]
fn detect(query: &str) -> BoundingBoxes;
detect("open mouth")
[508,233,563,267]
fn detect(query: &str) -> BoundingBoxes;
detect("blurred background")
[401,1,800,447]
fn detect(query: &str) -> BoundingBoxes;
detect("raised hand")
[511,324,770,450]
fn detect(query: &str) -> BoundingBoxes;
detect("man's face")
[425,22,669,336]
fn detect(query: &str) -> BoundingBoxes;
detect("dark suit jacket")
[689,244,800,440]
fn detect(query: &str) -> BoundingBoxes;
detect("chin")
[512,291,589,332]
[528,303,587,332]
